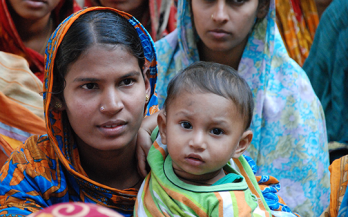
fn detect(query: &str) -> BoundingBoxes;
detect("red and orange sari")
[0,0,80,81]
[275,0,319,66]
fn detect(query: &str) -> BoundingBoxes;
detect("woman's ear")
[257,0,270,19]
[49,95,66,112]
[232,130,253,159]
[143,67,151,100]
[157,111,168,145]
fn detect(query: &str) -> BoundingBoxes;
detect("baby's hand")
[136,111,159,178]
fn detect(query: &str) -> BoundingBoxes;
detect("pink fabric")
[28,202,123,217]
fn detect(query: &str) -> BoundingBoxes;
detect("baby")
[135,61,269,216]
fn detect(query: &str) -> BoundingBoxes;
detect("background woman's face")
[8,0,60,20]
[99,0,145,14]
[191,0,259,53]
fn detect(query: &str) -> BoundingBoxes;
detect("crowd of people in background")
[0,0,346,216]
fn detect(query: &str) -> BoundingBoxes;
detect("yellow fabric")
[321,155,348,216]
[0,51,43,119]
[276,0,319,66]
[0,135,21,151]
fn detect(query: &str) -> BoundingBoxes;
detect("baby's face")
[162,91,247,183]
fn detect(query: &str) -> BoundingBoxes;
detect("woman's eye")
[121,78,135,86]
[81,83,98,90]
[211,128,223,135]
[180,121,192,129]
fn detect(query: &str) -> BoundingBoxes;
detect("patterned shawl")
[154,0,329,215]
[0,7,158,217]
[0,0,81,81]
[83,0,177,41]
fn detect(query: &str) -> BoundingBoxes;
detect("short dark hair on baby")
[163,61,254,131]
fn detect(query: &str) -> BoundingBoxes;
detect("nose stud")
[100,106,105,111]
[211,14,214,20]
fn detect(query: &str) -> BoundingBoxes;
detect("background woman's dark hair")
[257,0,271,20]
[53,10,145,97]
[163,61,254,131]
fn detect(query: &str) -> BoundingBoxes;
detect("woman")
[0,7,158,216]
[154,0,329,215]
[0,0,80,81]
[303,0,348,163]
[84,0,177,41]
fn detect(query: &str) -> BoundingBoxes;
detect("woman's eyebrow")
[119,71,142,79]
[73,77,101,82]
[72,71,141,82]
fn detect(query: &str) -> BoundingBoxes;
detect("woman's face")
[191,0,262,53]
[99,0,145,14]
[7,0,60,20]
[62,44,150,152]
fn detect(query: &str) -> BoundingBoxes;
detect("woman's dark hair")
[53,10,145,96]
[163,61,254,131]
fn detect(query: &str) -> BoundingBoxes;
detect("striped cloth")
[135,135,272,217]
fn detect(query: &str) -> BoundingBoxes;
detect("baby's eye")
[180,121,192,129]
[81,83,98,90]
[121,78,135,86]
[211,128,223,135]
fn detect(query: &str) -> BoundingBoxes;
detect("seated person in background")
[84,0,177,41]
[135,61,299,217]
[303,0,348,164]
[0,51,46,167]
[0,0,80,81]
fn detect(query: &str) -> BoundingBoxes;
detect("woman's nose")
[100,87,124,115]
[211,1,229,22]
[189,130,206,151]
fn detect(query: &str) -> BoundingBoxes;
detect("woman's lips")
[24,0,47,8]
[97,120,127,137]
[209,29,231,40]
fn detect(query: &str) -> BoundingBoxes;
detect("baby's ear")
[232,130,253,159]
[49,95,66,112]
[157,111,168,144]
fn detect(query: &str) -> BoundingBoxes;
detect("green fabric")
[163,155,249,192]
[303,0,348,144]
[135,142,264,216]
[150,126,159,143]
